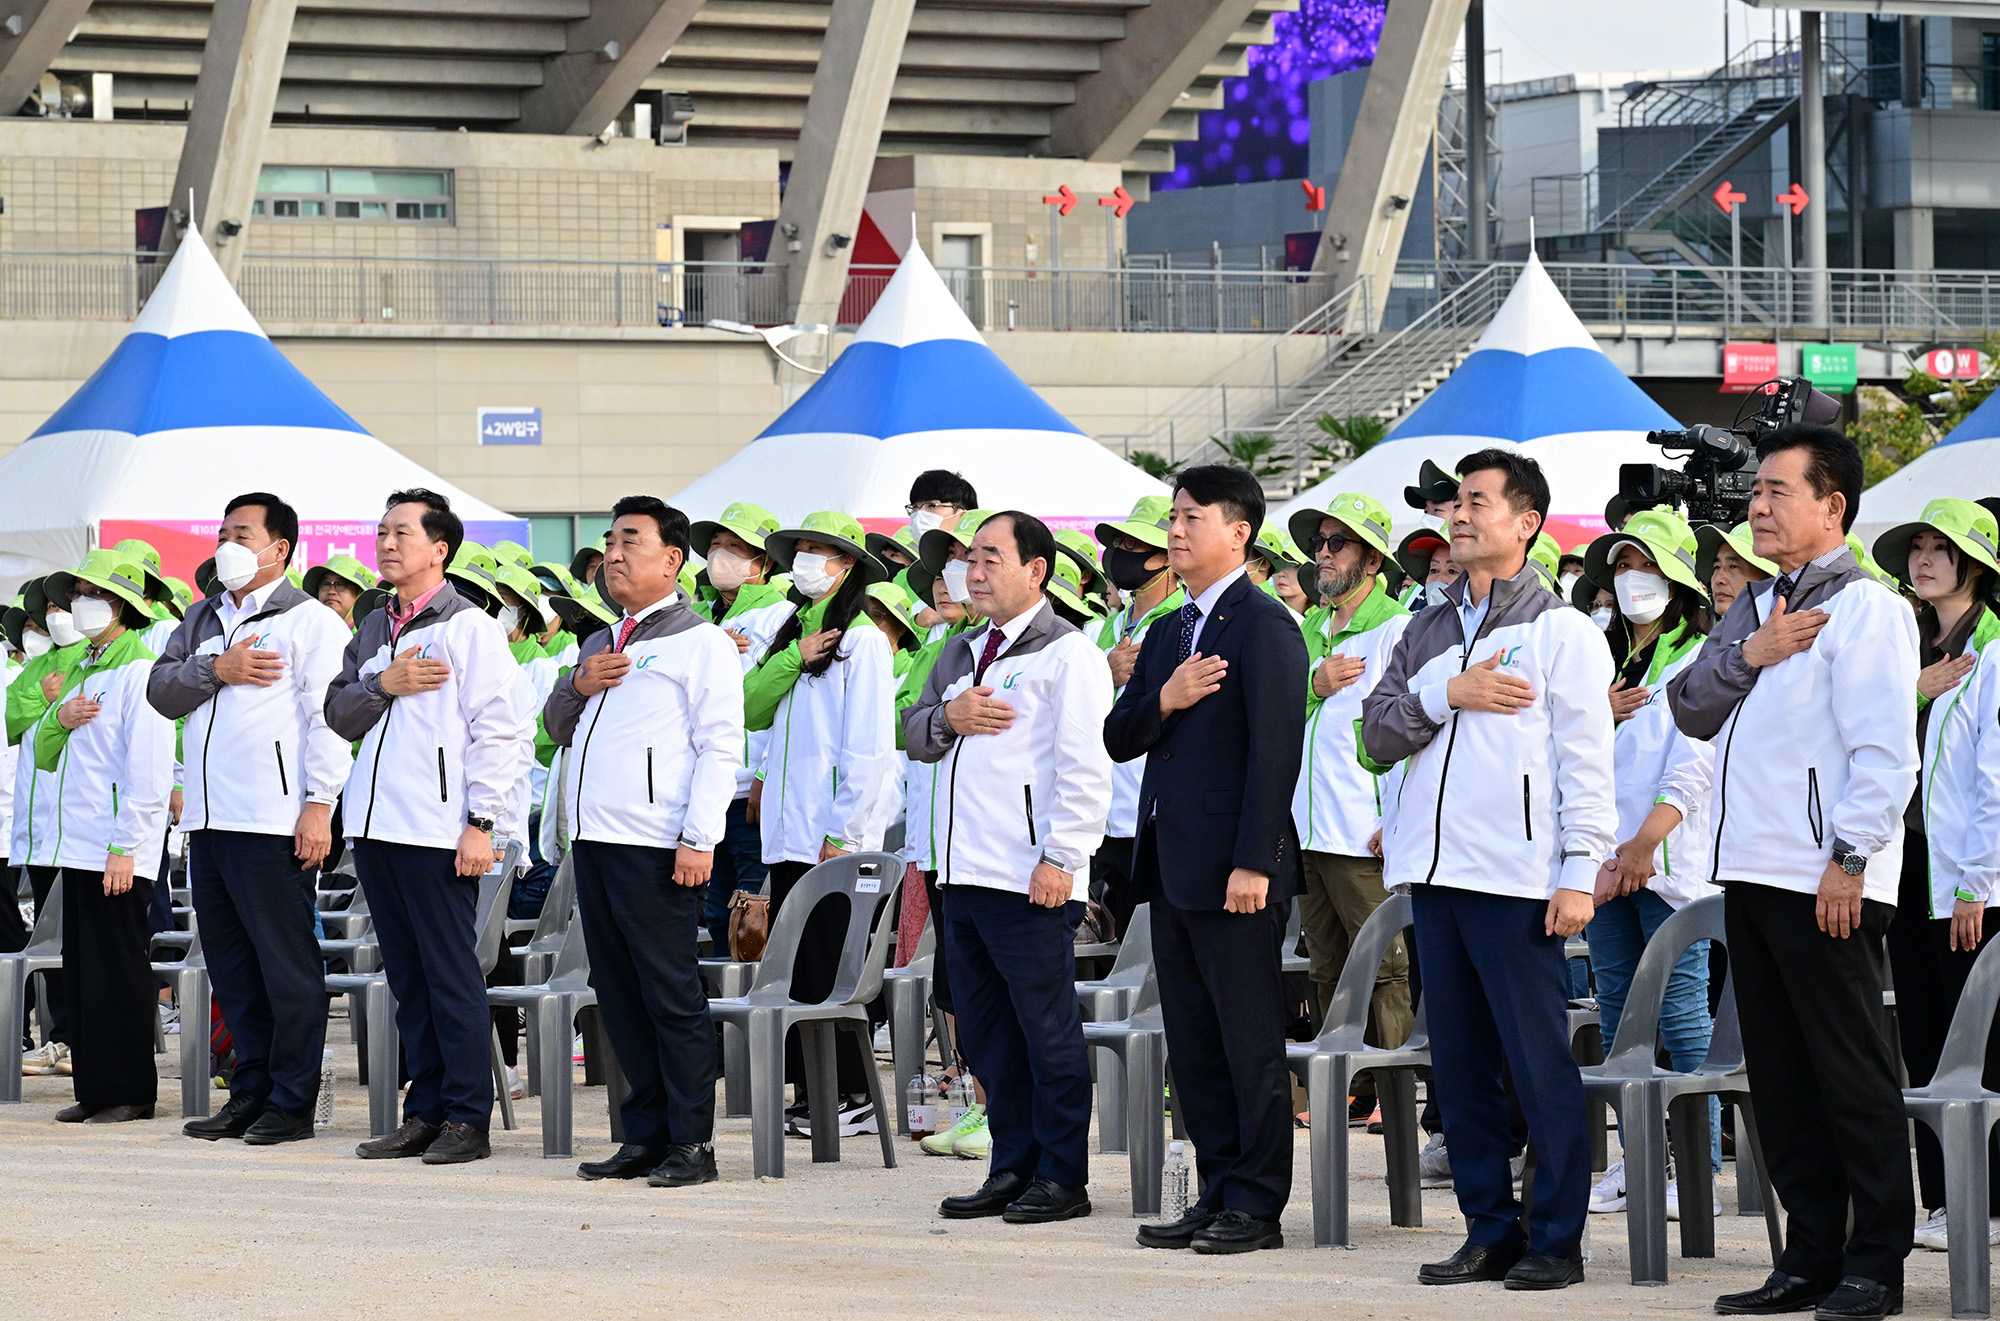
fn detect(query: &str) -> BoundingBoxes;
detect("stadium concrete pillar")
[775,0,916,327]
[1048,0,1267,163]
[1311,0,1471,331]
[164,0,298,280]
[0,0,95,118]
[1800,9,1828,321]
[514,0,702,137]
[1464,0,1489,264]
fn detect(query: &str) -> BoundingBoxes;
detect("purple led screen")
[1155,0,1386,191]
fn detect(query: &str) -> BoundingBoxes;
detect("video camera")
[1618,376,1844,527]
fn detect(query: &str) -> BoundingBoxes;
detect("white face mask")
[214,539,278,592]
[71,595,116,640]
[941,559,973,605]
[1558,571,1581,598]
[496,604,522,638]
[910,510,946,538]
[1422,582,1451,609]
[1590,606,1615,630]
[22,630,52,660]
[707,548,756,592]
[44,609,82,648]
[1614,570,1671,626]
[791,551,840,599]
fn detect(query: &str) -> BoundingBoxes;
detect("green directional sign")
[1801,343,1858,392]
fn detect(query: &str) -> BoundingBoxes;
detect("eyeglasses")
[905,501,963,516]
[1309,532,1352,556]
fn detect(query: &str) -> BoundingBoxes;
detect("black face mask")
[1106,546,1163,592]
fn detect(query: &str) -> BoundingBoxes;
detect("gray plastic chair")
[883,917,935,1137]
[471,859,520,1134]
[1903,928,2000,1320]
[1076,903,1152,1153]
[0,892,62,1103]
[1578,893,1780,1286]
[707,852,902,1178]
[1282,896,1310,977]
[1283,890,1429,1247]
[317,883,372,941]
[1081,963,1168,1215]
[323,954,399,1137]
[149,929,212,1118]
[698,939,760,1119]
[514,853,576,1097]
[487,913,597,1157]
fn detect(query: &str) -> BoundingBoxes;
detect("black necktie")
[1175,601,1201,663]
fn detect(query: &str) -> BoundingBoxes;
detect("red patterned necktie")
[615,616,638,651]
[973,626,1005,684]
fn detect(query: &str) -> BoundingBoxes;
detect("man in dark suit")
[1104,464,1309,1254]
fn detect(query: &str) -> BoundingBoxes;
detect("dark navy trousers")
[189,829,327,1114]
[945,885,1092,1188]
[1412,884,1589,1257]
[352,838,493,1129]
[573,840,715,1147]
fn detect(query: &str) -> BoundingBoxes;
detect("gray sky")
[1483,0,1779,84]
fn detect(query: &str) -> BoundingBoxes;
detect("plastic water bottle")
[315,1048,335,1128]
[1161,1141,1192,1221]
[944,1073,976,1130]
[905,1069,940,1138]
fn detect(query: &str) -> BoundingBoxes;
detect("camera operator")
[1668,425,1918,1321]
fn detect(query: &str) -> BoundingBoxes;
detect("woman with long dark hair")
[745,511,898,1137]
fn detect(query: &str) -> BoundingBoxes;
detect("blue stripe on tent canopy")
[757,339,1084,439]
[1939,389,2000,447]
[1388,345,1678,444]
[31,329,368,438]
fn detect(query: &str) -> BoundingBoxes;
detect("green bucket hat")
[766,511,890,584]
[1583,507,1705,598]
[352,585,392,625]
[161,576,194,618]
[918,508,999,575]
[865,524,920,568]
[1053,529,1108,599]
[112,537,173,603]
[1528,531,1564,593]
[569,542,607,583]
[2,593,28,654]
[530,561,578,597]
[491,559,555,632]
[1289,491,1395,563]
[1403,459,1460,511]
[1095,495,1174,553]
[549,585,617,635]
[447,542,501,613]
[195,557,221,599]
[1252,520,1305,571]
[1394,526,1450,585]
[301,554,379,603]
[46,550,154,627]
[1848,533,1905,594]
[1872,498,2000,598]
[490,540,534,570]
[1693,521,1777,589]
[692,501,783,561]
[1046,550,1101,624]
[864,581,925,649]
[904,558,939,611]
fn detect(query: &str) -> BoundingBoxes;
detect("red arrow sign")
[1300,180,1327,212]
[1775,182,1810,216]
[1042,184,1077,216]
[1712,180,1747,214]
[1097,185,1135,219]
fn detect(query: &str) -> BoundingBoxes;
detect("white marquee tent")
[1853,386,2000,549]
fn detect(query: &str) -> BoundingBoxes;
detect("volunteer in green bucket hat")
[767,511,891,586]
[112,538,172,606]
[1053,528,1108,602]
[865,524,920,572]
[692,500,783,563]
[1045,549,1103,627]
[489,540,534,571]
[302,554,380,629]
[195,557,222,599]
[1874,497,2000,605]
[161,576,194,620]
[1693,521,1775,618]
[1528,530,1565,594]
[916,506,998,611]
[1393,526,1454,600]
[530,561,578,598]
[1580,507,1710,673]
[549,583,618,637]
[45,550,156,633]
[689,501,791,630]
[862,580,926,668]
[445,542,502,613]
[489,559,557,661]
[1246,520,1309,613]
[570,537,607,586]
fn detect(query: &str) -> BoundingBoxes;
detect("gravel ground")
[0,1031,1964,1320]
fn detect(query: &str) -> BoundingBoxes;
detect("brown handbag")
[728,890,771,962]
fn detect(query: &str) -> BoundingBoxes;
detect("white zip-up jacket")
[1920,633,2000,912]
[542,593,745,852]
[0,658,16,852]
[719,597,793,798]
[1362,565,1619,899]
[32,631,174,878]
[1294,589,1410,858]
[146,581,352,837]
[1668,549,1919,903]
[1609,630,1717,909]
[754,619,898,866]
[905,600,1114,899]
[1093,589,1184,840]
[324,582,531,852]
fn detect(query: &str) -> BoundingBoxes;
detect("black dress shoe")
[242,1106,314,1145]
[939,1170,1030,1219]
[184,1092,265,1141]
[356,1117,442,1160]
[1504,1248,1585,1290]
[1190,1208,1285,1254]
[647,1143,719,1188]
[1419,1238,1527,1285]
[1136,1208,1218,1250]
[54,1102,100,1124]
[1002,1176,1092,1224]
[84,1104,155,1124]
[421,1121,491,1165]
[1714,1271,1840,1315]
[1813,1277,1901,1320]
[578,1143,668,1181]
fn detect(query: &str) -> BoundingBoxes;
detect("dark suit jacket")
[1103,571,1308,911]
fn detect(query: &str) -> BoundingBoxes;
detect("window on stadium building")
[252,167,454,224]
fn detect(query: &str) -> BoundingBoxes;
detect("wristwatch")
[466,813,495,834]
[1831,846,1868,876]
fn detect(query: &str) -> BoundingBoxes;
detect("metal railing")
[841,263,1340,335]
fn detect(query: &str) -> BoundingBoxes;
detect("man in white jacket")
[1361,449,1616,1291]
[148,493,352,1145]
[1669,426,1919,1321]
[906,512,1113,1226]
[325,489,529,1166]
[544,497,745,1189]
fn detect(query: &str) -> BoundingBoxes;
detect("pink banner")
[102,518,529,589]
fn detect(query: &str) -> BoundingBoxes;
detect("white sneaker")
[21,1041,67,1076]
[505,1065,524,1100]
[789,1099,879,1138]
[1418,1132,1452,1188]
[1915,1208,1950,1251]
[871,1023,891,1054]
[1665,1176,1720,1222]
[1590,1159,1628,1214]
[159,1004,180,1036]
